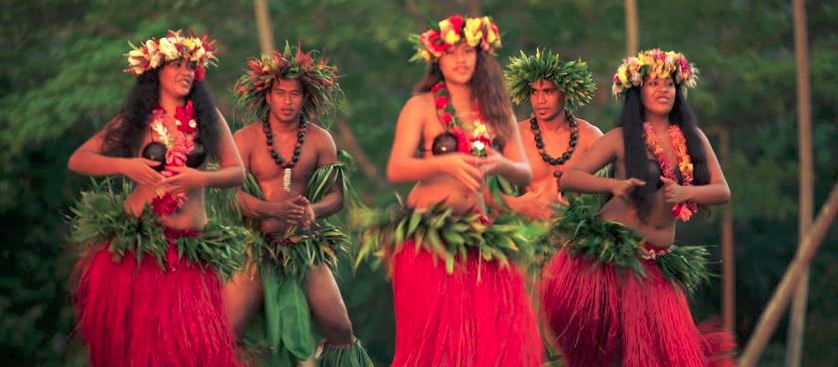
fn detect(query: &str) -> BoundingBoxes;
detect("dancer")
[357,15,543,366]
[502,48,601,219]
[67,30,245,367]
[224,43,373,366]
[541,48,735,366]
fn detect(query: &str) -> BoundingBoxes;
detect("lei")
[431,82,492,156]
[150,101,199,216]
[642,122,698,221]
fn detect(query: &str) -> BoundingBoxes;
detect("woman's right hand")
[120,158,163,185]
[439,153,484,191]
[610,178,646,199]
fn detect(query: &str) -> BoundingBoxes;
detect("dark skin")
[560,76,730,247]
[222,78,355,346]
[501,80,603,220]
[67,60,244,230]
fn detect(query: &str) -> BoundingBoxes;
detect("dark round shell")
[141,142,167,172]
[431,131,459,155]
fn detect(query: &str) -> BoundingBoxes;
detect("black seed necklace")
[263,117,308,191]
[530,109,579,178]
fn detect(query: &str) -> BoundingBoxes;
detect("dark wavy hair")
[620,83,709,220]
[101,67,220,160]
[413,50,516,142]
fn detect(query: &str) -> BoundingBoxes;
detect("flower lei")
[612,48,698,96]
[150,101,199,216]
[432,82,492,157]
[410,14,502,63]
[643,122,698,221]
[125,30,217,80]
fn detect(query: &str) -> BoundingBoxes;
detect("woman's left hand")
[157,166,208,194]
[660,176,692,203]
[479,147,506,176]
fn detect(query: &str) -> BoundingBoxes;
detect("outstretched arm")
[67,117,163,186]
[561,128,644,197]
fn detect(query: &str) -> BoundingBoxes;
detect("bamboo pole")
[719,128,735,334]
[254,0,275,54]
[624,0,639,56]
[739,183,838,367]
[787,0,813,365]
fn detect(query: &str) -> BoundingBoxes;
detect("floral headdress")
[234,42,341,123]
[505,48,597,110]
[409,14,502,63]
[611,48,698,96]
[125,30,217,81]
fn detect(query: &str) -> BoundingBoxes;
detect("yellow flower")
[464,18,483,47]
[419,49,431,62]
[438,19,461,45]
[483,17,499,45]
[616,64,629,85]
[182,37,196,50]
[472,123,488,137]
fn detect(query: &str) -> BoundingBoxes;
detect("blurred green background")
[1,0,836,365]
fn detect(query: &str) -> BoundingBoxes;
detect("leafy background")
[1,0,836,365]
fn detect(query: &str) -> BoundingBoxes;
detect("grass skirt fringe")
[74,231,240,367]
[391,241,543,367]
[540,249,735,367]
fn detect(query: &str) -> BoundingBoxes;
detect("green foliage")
[1,0,836,366]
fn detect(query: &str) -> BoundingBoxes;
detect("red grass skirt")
[540,248,735,367]
[74,229,240,367]
[390,240,543,367]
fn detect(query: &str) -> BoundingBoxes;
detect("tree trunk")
[624,0,638,56]
[739,183,837,367]
[787,0,813,366]
[719,128,735,334]
[253,0,274,54]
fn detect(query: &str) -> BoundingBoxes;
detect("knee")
[321,319,354,346]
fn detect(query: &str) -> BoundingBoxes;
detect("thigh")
[222,270,263,336]
[304,264,351,329]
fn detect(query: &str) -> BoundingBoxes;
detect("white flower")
[471,140,485,151]
[158,37,179,61]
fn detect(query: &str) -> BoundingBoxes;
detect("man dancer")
[503,49,602,219]
[224,43,373,366]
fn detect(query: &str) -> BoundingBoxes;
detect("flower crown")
[505,48,597,110]
[409,14,502,63]
[125,30,217,81]
[234,42,340,123]
[611,48,698,96]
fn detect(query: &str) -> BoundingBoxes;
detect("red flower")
[431,83,445,93]
[435,95,449,109]
[152,194,179,216]
[452,127,469,153]
[175,101,196,134]
[194,65,206,81]
[441,113,453,125]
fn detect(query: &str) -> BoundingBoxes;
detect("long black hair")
[102,67,220,160]
[620,83,709,219]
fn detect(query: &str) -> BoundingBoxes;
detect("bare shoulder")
[307,123,338,151]
[233,122,260,141]
[307,123,336,143]
[575,118,604,137]
[403,92,433,112]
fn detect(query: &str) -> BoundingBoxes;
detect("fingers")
[660,176,676,186]
[142,158,162,167]
[629,178,646,186]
